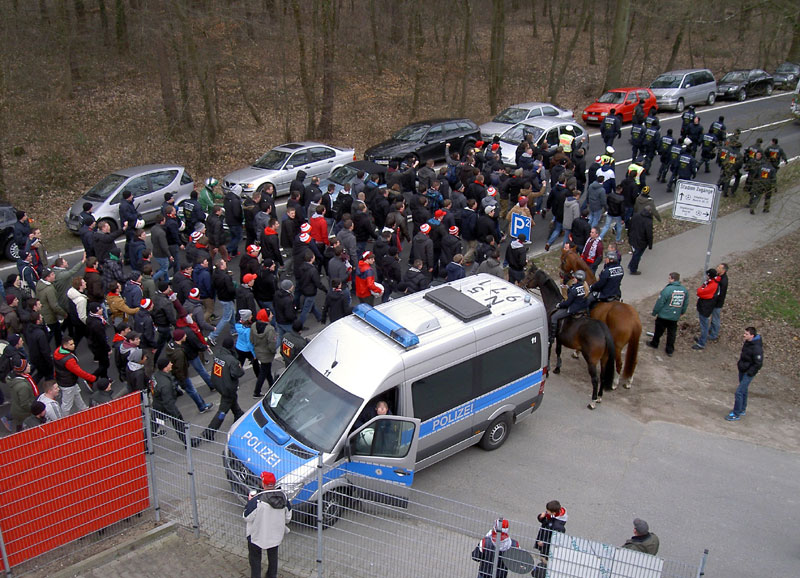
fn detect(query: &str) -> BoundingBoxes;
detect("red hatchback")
[582,87,658,124]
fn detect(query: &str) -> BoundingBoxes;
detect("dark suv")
[0,203,20,261]
[364,118,481,165]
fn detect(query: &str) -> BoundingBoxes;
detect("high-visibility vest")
[559,133,573,153]
[628,163,645,185]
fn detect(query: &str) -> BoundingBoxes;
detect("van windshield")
[651,75,682,89]
[263,356,362,452]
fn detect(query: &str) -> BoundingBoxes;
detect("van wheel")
[321,491,344,528]
[707,92,716,105]
[675,98,685,113]
[480,414,511,450]
[4,240,19,261]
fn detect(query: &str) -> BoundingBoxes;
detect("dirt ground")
[547,228,800,455]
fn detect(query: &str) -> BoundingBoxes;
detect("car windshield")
[651,75,682,89]
[392,124,430,142]
[722,72,747,83]
[492,107,529,124]
[597,91,626,104]
[85,174,127,200]
[327,165,359,185]
[776,63,798,73]
[252,149,290,170]
[500,124,544,146]
[263,356,362,452]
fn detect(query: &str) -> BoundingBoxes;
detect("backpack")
[446,163,459,187]
[0,345,14,383]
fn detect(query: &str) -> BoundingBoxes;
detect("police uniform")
[717,145,742,197]
[550,281,589,340]
[203,343,245,441]
[601,115,621,147]
[699,132,717,173]
[667,150,697,192]
[628,160,646,190]
[657,134,676,182]
[710,119,726,145]
[764,143,787,169]
[642,125,661,174]
[591,262,624,301]
[679,108,695,138]
[280,330,308,365]
[630,123,645,160]
[742,141,763,195]
[749,161,776,213]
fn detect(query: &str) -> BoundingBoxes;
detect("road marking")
[586,92,791,138]
[738,118,794,134]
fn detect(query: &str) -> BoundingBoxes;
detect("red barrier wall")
[0,393,149,571]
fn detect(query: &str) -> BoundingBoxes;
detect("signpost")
[509,213,532,243]
[672,180,719,271]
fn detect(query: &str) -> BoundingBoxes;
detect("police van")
[224,274,548,525]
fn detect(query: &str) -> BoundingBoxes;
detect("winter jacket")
[234,323,254,355]
[536,508,568,558]
[628,211,653,250]
[192,265,213,299]
[212,268,236,302]
[36,280,66,325]
[250,322,277,363]
[171,272,195,305]
[107,292,139,323]
[355,260,381,299]
[152,369,182,418]
[715,272,728,309]
[259,227,283,266]
[297,262,326,297]
[411,233,434,272]
[321,290,351,324]
[53,347,95,387]
[652,281,689,321]
[505,240,527,273]
[211,346,245,397]
[399,267,430,294]
[562,197,580,230]
[206,213,226,247]
[11,374,40,424]
[696,277,719,317]
[273,289,296,326]
[445,262,466,282]
[84,269,104,304]
[622,532,660,555]
[633,194,661,222]
[224,192,243,227]
[23,323,53,377]
[737,335,763,377]
[584,181,607,212]
[151,224,170,259]
[243,490,291,550]
[476,257,504,278]
[123,280,144,310]
[165,341,189,382]
[92,229,125,264]
[235,285,259,316]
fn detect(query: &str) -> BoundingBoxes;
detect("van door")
[345,415,420,507]
[142,170,179,222]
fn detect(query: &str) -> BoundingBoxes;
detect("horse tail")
[600,323,616,392]
[622,316,642,383]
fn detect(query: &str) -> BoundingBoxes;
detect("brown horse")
[560,246,641,389]
[523,264,616,409]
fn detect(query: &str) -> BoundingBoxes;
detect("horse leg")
[553,341,563,374]
[587,364,600,410]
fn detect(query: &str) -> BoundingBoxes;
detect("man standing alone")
[647,272,689,357]
[244,471,291,578]
[725,327,763,421]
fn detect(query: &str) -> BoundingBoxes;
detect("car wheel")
[675,98,685,113]
[320,491,345,528]
[256,182,275,196]
[4,240,19,261]
[738,89,747,102]
[479,414,511,451]
[461,141,476,157]
[707,92,716,105]
[98,218,118,232]
[766,83,773,96]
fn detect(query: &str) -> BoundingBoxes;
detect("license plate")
[374,159,389,165]
[587,116,598,121]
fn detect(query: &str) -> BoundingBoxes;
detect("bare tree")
[115,0,129,54]
[603,0,631,90]
[409,2,424,120]
[488,0,506,116]
[665,18,686,71]
[459,0,472,116]
[155,36,179,137]
[369,0,383,75]
[291,0,317,139]
[316,0,337,139]
[97,0,110,46]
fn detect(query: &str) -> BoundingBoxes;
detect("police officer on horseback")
[590,252,624,303]
[550,270,590,343]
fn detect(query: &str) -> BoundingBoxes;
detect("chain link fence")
[146,405,707,578]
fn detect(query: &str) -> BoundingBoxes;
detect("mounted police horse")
[523,264,616,409]
[560,247,641,389]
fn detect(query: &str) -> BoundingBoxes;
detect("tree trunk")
[115,0,129,54]
[39,0,50,24]
[488,0,506,116]
[369,0,383,75]
[170,30,194,129]
[156,36,179,137]
[603,0,631,91]
[0,64,5,201]
[786,12,800,62]
[291,0,316,139]
[57,0,78,99]
[74,0,87,32]
[409,6,424,120]
[588,11,597,65]
[546,3,565,103]
[98,0,110,46]
[459,0,472,117]
[316,0,336,138]
[530,0,537,35]
[665,19,685,71]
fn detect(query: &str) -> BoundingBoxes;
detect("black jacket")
[570,217,591,250]
[224,192,243,227]
[297,262,326,297]
[211,346,245,397]
[253,269,277,303]
[353,211,376,243]
[321,290,351,324]
[737,335,763,377]
[235,285,259,316]
[206,213,226,246]
[86,315,110,357]
[24,323,53,377]
[152,370,182,417]
[715,272,728,308]
[93,229,125,264]
[273,289,296,325]
[212,268,236,302]
[628,211,653,250]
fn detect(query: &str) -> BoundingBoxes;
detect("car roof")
[346,160,387,175]
[514,117,575,129]
[403,118,474,127]
[273,141,333,151]
[506,102,560,109]
[114,164,185,177]
[606,87,650,92]
[658,69,711,76]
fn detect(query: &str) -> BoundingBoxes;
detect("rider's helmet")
[205,177,219,188]
[605,251,618,262]
[572,270,586,282]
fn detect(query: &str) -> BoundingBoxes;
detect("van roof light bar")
[352,304,420,349]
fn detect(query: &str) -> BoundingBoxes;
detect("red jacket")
[308,215,330,245]
[696,278,719,300]
[355,260,382,298]
[53,346,96,383]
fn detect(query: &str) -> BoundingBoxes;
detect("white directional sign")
[510,212,532,241]
[673,180,718,224]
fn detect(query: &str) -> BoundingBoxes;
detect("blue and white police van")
[224,274,548,525]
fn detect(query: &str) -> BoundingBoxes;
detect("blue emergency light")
[352,304,420,349]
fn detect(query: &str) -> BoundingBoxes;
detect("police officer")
[742,138,763,197]
[630,120,645,161]
[559,125,575,154]
[647,272,689,357]
[182,190,206,234]
[764,138,788,169]
[749,152,776,214]
[679,105,696,139]
[628,157,646,191]
[710,116,726,146]
[641,119,661,175]
[717,139,743,197]
[699,129,718,173]
[549,270,590,343]
[590,252,624,302]
[656,128,676,183]
[280,320,309,366]
[687,116,704,156]
[600,146,616,170]
[667,140,697,193]
[632,101,645,125]
[601,109,622,147]
[201,335,245,442]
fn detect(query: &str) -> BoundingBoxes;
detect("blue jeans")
[154,257,170,284]
[546,221,563,245]
[600,215,624,243]
[298,294,322,325]
[226,224,243,254]
[209,300,235,341]
[623,205,634,227]
[276,322,292,348]
[697,313,711,347]
[709,307,722,340]
[733,372,753,415]
[628,246,646,273]
[562,228,572,245]
[589,210,604,229]
[188,356,213,388]
[180,378,207,411]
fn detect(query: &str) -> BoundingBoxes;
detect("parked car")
[649,68,717,112]
[496,117,589,167]
[364,119,481,165]
[65,164,194,233]
[582,87,657,124]
[223,142,355,198]
[0,203,21,260]
[480,102,573,140]
[317,160,387,200]
[773,62,800,89]
[716,69,774,101]
[791,79,800,120]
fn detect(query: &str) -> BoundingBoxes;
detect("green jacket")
[152,369,182,417]
[198,185,223,213]
[211,346,245,397]
[652,281,689,321]
[250,322,277,363]
[11,375,38,424]
[36,280,67,324]
[54,260,85,311]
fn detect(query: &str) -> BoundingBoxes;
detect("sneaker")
[691,344,704,350]
[727,411,736,418]
[153,428,167,437]
[630,270,641,275]
[709,337,719,343]
[725,414,740,421]
[199,403,214,414]
[739,411,746,417]
[666,351,673,357]
[253,392,262,398]
[646,341,658,349]
[1,416,12,432]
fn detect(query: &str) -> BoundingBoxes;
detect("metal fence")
[146,405,708,578]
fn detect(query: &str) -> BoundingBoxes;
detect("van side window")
[351,419,416,458]
[475,334,542,397]
[412,361,474,422]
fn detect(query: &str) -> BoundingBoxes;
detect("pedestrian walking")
[244,471,292,578]
[627,209,653,275]
[725,327,763,421]
[201,336,244,442]
[647,272,689,357]
[622,518,659,555]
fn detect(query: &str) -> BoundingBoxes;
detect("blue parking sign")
[510,213,532,242]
